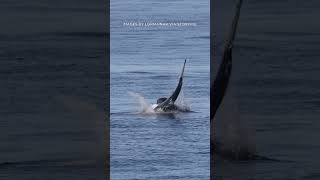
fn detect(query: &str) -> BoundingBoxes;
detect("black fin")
[211,0,243,120]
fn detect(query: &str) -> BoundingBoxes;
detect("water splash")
[213,84,256,159]
[175,90,192,112]
[128,91,191,114]
[128,92,155,114]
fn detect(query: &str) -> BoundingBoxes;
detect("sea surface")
[2,0,318,179]
[110,0,210,179]
[213,0,320,179]
[0,0,107,179]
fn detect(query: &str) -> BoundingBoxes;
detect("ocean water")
[213,0,320,179]
[110,0,210,179]
[0,0,107,179]
[2,0,318,179]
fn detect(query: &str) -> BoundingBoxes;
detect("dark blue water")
[0,1,107,179]
[213,0,320,179]
[110,0,210,179]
